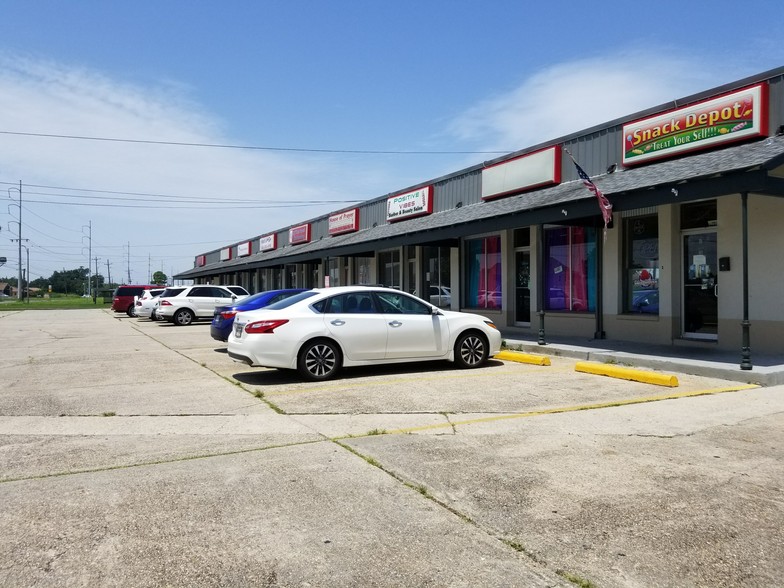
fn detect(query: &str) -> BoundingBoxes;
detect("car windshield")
[264,290,317,310]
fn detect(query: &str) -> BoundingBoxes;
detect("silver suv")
[156,285,248,326]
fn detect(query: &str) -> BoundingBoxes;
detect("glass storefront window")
[406,246,417,294]
[624,215,659,314]
[379,249,401,289]
[423,246,452,308]
[680,200,717,230]
[466,236,501,309]
[353,257,372,285]
[544,226,596,312]
[328,258,341,287]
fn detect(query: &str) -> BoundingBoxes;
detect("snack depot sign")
[622,84,768,166]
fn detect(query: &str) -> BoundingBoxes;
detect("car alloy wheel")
[127,305,137,317]
[173,309,194,326]
[455,331,488,368]
[298,340,340,381]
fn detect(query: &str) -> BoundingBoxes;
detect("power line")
[20,199,337,210]
[21,189,361,206]
[20,205,81,233]
[1,181,363,204]
[0,130,510,155]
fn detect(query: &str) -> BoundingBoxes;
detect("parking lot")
[1,309,782,587]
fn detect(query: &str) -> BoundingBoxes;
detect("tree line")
[0,268,168,295]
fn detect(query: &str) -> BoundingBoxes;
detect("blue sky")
[1,0,783,285]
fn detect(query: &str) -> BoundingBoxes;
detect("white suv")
[134,288,166,320]
[157,285,248,326]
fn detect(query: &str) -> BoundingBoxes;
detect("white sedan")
[227,286,501,381]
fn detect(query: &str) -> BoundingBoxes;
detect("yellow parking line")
[384,383,760,435]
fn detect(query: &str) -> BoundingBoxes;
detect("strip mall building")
[176,66,784,364]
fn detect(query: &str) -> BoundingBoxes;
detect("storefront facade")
[177,67,784,359]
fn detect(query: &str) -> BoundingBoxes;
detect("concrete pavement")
[1,308,782,587]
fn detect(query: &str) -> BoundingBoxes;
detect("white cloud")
[447,55,727,152]
[0,54,378,281]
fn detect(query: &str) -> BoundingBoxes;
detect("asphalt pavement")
[0,308,782,587]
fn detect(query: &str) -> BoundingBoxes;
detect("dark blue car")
[210,288,307,342]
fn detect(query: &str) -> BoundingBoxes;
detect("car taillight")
[135,300,142,306]
[244,319,289,334]
[220,311,238,320]
[160,300,172,306]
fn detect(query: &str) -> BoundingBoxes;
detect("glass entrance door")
[514,249,531,324]
[683,232,718,339]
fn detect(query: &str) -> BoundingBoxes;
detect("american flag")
[568,152,613,230]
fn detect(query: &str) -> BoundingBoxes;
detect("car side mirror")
[431,306,441,316]
[231,294,237,300]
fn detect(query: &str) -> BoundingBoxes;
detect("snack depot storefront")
[176,66,784,365]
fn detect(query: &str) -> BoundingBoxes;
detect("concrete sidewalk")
[1,309,782,587]
[501,330,784,385]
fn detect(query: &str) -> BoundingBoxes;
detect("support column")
[740,192,752,370]
[537,224,546,345]
[594,226,605,339]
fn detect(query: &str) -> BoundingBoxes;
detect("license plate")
[234,322,244,338]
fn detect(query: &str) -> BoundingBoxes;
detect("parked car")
[157,285,245,326]
[227,285,501,381]
[151,286,187,321]
[134,288,166,320]
[111,284,165,317]
[211,288,308,342]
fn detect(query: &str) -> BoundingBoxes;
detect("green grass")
[0,296,112,311]
[557,571,600,588]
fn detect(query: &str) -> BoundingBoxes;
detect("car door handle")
[331,319,346,326]
[388,320,403,328]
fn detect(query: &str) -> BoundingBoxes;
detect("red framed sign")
[481,145,561,200]
[329,208,360,235]
[237,241,251,257]
[259,234,277,252]
[386,186,433,222]
[623,84,768,166]
[289,224,311,245]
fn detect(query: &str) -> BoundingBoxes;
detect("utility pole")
[11,237,29,302]
[127,241,131,283]
[8,181,23,300]
[82,221,92,297]
[17,181,22,300]
[106,259,112,288]
[93,256,100,303]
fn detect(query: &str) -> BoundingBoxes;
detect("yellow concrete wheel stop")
[496,351,551,366]
[575,361,679,387]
